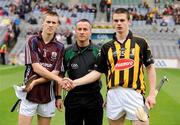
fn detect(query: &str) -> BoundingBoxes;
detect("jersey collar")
[37,31,57,43]
[72,40,93,52]
[113,30,133,43]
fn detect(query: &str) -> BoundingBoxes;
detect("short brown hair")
[113,8,130,20]
[76,19,92,27]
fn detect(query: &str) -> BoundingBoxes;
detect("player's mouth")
[79,36,85,38]
[117,27,122,30]
[47,27,53,31]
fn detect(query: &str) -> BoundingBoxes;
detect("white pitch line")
[0,66,19,70]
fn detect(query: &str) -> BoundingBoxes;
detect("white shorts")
[106,86,144,121]
[19,99,56,117]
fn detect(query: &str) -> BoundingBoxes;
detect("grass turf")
[0,65,180,125]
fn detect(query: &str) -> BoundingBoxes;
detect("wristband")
[55,95,62,100]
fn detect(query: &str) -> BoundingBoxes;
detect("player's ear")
[58,20,61,25]
[128,15,132,26]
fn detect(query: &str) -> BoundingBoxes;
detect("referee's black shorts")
[64,92,103,125]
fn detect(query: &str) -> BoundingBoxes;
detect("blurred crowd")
[126,1,180,25]
[0,0,180,65]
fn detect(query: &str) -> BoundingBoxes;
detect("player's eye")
[46,21,57,24]
[113,19,125,22]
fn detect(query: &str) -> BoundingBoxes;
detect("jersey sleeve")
[25,36,40,65]
[95,45,108,73]
[142,40,154,67]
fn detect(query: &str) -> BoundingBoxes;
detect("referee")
[62,19,103,125]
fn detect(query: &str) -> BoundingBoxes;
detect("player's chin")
[47,28,55,33]
[79,38,86,41]
[117,29,123,33]
[46,31,55,35]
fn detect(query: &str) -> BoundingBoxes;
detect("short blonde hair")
[42,10,60,24]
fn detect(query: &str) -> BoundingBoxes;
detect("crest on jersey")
[51,52,57,60]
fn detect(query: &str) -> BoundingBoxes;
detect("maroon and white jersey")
[24,32,64,103]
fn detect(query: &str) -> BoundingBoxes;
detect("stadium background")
[0,0,180,125]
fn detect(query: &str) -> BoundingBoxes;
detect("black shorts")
[64,92,103,125]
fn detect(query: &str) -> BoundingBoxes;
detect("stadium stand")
[0,0,179,65]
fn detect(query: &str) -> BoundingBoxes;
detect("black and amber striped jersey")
[95,31,154,94]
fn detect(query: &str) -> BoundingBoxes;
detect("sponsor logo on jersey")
[115,59,134,70]
[40,63,52,68]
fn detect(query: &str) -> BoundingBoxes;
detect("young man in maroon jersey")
[18,10,64,125]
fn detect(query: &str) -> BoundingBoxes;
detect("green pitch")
[0,65,180,125]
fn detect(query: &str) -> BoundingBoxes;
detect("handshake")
[23,75,77,93]
[59,78,76,91]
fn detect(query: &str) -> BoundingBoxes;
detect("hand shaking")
[61,77,75,91]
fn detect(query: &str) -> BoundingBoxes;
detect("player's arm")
[64,70,101,90]
[31,70,59,85]
[55,73,64,111]
[146,64,156,108]
[24,64,62,92]
[32,63,61,81]
[142,39,156,108]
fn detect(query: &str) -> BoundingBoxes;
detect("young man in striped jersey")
[63,8,156,125]
[18,10,64,125]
